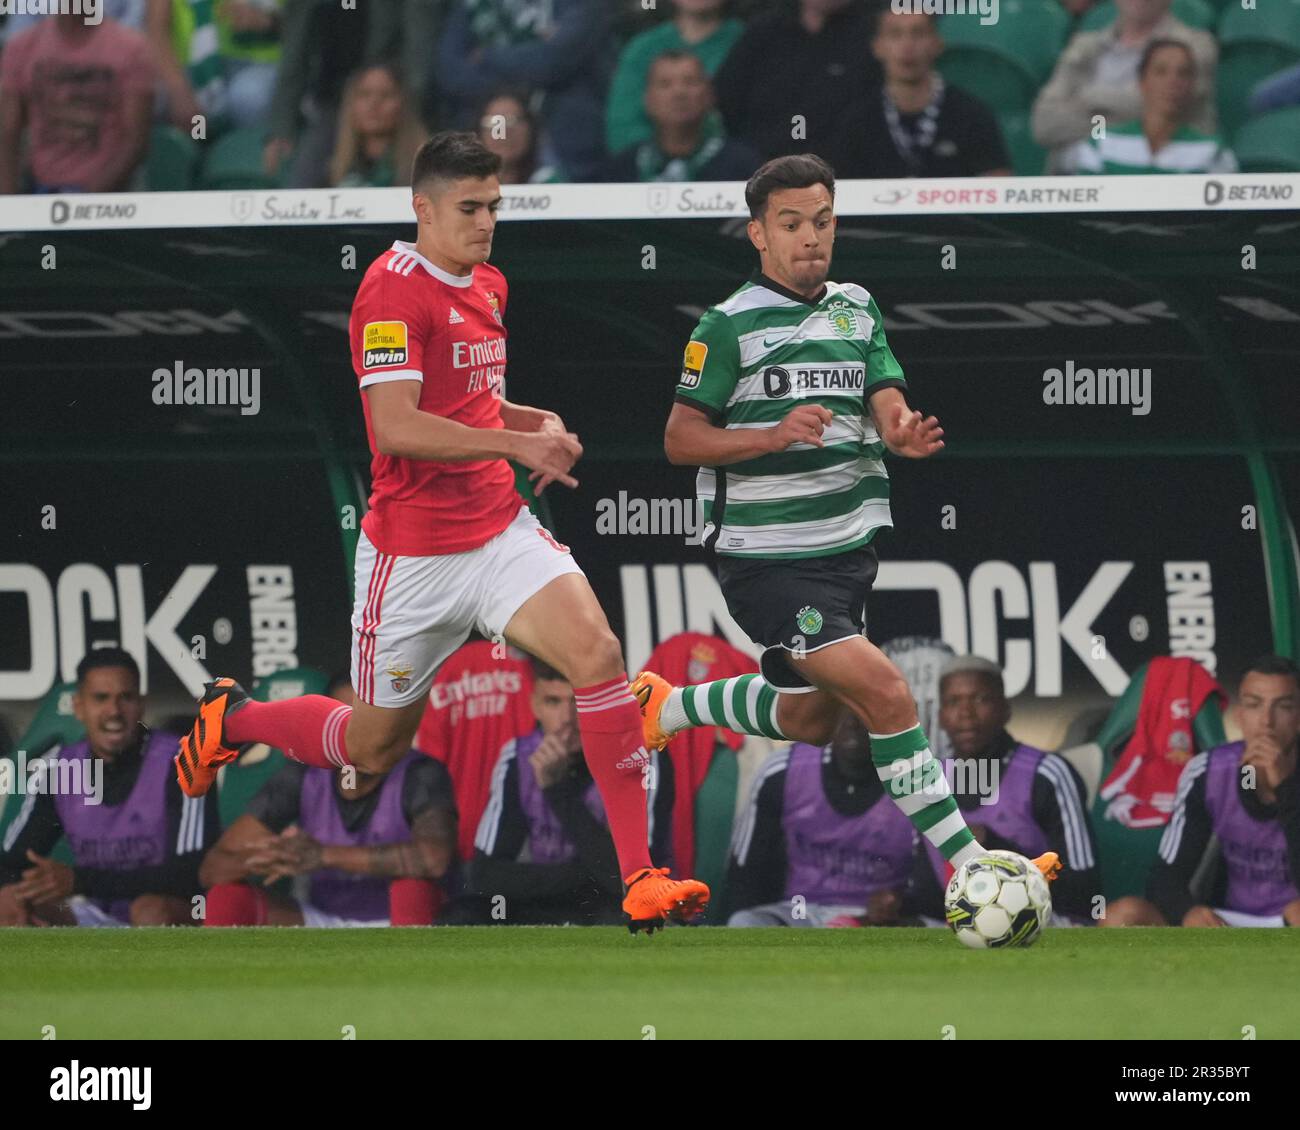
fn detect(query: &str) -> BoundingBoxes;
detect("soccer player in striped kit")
[174,132,707,933]
[634,154,1061,890]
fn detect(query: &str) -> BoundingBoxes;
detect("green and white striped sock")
[870,725,982,870]
[661,673,787,740]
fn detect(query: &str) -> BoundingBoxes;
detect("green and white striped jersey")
[1064,121,1237,175]
[674,273,907,559]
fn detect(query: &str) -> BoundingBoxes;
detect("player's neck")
[414,236,476,280]
[759,267,826,304]
[1142,109,1180,153]
[658,121,702,158]
[887,73,934,115]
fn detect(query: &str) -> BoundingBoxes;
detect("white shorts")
[1212,907,1286,928]
[67,897,130,928]
[351,505,583,707]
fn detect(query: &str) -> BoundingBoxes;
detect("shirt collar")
[750,270,828,306]
[391,240,475,288]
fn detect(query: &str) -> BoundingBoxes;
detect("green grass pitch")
[3,927,1296,1040]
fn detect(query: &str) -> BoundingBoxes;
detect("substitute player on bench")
[174,132,707,933]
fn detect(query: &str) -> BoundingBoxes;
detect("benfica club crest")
[386,667,413,694]
[688,642,717,683]
[486,291,503,325]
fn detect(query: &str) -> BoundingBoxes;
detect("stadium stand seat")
[1078,0,1216,31]
[216,667,329,828]
[196,128,283,191]
[145,125,201,192]
[690,739,740,924]
[1218,0,1300,137]
[0,682,83,864]
[939,0,1072,114]
[1233,106,1300,170]
[999,112,1048,174]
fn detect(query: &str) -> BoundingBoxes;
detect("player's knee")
[1099,895,1165,928]
[129,894,176,927]
[560,629,626,688]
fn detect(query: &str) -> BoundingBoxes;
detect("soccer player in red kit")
[174,132,708,931]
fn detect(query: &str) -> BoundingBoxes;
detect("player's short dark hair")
[1139,37,1195,78]
[648,48,705,77]
[411,131,502,194]
[745,153,836,220]
[75,647,140,687]
[530,657,568,685]
[1241,654,1300,689]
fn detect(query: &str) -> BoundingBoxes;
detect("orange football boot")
[630,670,677,751]
[622,867,710,934]
[1032,851,1062,881]
[174,677,249,797]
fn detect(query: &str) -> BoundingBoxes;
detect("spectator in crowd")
[0,649,217,927]
[263,0,393,187]
[200,676,457,927]
[146,0,282,133]
[602,52,759,183]
[836,11,1010,178]
[605,0,744,156]
[906,656,1099,925]
[328,63,427,188]
[712,0,879,169]
[463,660,674,926]
[1032,0,1217,169]
[725,713,914,928]
[477,89,562,183]
[435,0,612,182]
[1250,62,1300,115]
[0,13,153,193]
[1060,40,1235,174]
[1103,656,1300,928]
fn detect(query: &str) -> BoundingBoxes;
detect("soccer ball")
[944,850,1052,949]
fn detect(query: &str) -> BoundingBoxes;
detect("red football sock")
[205,882,267,927]
[389,878,441,926]
[575,678,653,878]
[224,695,353,769]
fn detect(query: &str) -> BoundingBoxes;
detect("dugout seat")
[1078,0,1215,31]
[1075,660,1227,901]
[145,125,201,192]
[1218,0,1300,137]
[216,667,329,828]
[0,682,83,863]
[939,0,1071,114]
[196,127,283,191]
[1233,107,1300,171]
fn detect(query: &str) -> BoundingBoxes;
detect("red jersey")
[349,240,522,556]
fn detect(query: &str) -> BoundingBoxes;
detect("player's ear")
[747,217,766,254]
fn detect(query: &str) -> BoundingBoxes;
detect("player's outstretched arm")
[665,401,832,467]
[367,381,581,489]
[868,387,945,459]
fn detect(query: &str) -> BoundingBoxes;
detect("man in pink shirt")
[0,13,154,193]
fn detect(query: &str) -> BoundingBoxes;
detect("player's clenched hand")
[766,404,833,451]
[882,405,944,458]
[246,827,324,884]
[518,429,582,494]
[1243,733,1297,792]
[13,851,74,904]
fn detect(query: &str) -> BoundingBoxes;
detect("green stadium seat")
[145,125,200,192]
[998,111,1048,174]
[217,667,329,828]
[196,127,282,191]
[939,0,1072,112]
[1233,107,1300,170]
[1079,0,1215,31]
[1218,0,1300,136]
[0,682,83,865]
[690,740,739,925]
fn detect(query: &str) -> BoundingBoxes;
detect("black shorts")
[716,544,879,692]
